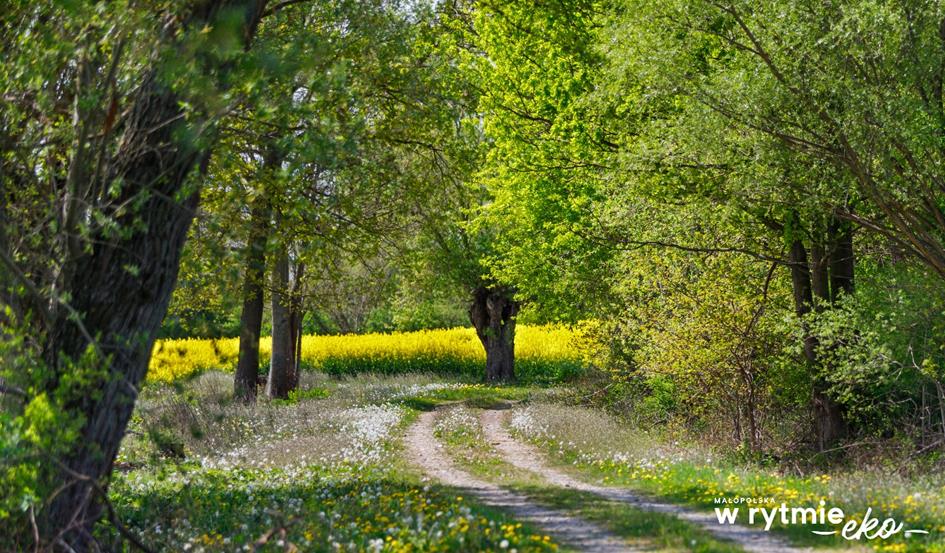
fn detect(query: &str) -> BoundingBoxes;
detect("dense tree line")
[471,0,945,454]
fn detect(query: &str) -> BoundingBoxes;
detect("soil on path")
[480,409,812,553]
[404,409,644,552]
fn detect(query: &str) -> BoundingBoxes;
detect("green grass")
[509,404,944,552]
[270,386,331,406]
[430,405,749,552]
[519,486,745,553]
[395,383,533,410]
[105,465,560,552]
[542,453,857,549]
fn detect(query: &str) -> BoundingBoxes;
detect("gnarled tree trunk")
[469,286,519,383]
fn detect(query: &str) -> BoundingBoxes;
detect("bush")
[806,261,945,438]
[582,250,810,452]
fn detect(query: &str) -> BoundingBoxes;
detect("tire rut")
[404,409,645,552]
[480,409,813,553]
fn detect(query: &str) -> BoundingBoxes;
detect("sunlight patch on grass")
[509,403,945,552]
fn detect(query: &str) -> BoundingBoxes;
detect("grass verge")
[508,403,942,552]
[431,405,752,552]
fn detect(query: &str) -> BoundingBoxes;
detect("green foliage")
[458,0,945,454]
[0,413,37,521]
[0,327,92,545]
[270,386,331,406]
[387,296,470,333]
[591,247,810,447]
[457,0,618,319]
[807,261,945,434]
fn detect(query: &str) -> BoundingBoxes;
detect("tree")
[456,0,861,446]
[268,234,295,398]
[445,0,618,322]
[234,154,274,402]
[624,0,945,281]
[361,1,537,382]
[0,0,285,546]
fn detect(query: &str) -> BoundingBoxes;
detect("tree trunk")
[288,263,305,390]
[809,239,830,308]
[829,219,855,300]
[234,195,270,403]
[788,238,816,362]
[787,234,847,451]
[40,1,268,541]
[469,286,519,382]
[810,217,855,446]
[268,244,292,399]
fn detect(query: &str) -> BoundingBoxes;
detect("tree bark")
[469,286,519,383]
[811,217,855,445]
[809,239,830,308]
[829,218,855,300]
[788,238,816,362]
[787,234,847,451]
[39,2,268,546]
[234,195,270,403]
[268,243,292,399]
[288,262,305,390]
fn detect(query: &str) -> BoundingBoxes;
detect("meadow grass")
[107,373,563,552]
[508,403,945,552]
[110,371,945,552]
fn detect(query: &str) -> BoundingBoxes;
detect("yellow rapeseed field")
[149,325,585,384]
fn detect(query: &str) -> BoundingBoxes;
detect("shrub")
[583,250,809,452]
[806,261,945,438]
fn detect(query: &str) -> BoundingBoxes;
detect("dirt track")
[404,409,641,552]
[479,409,810,553]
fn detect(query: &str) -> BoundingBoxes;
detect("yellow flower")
[147,325,583,382]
